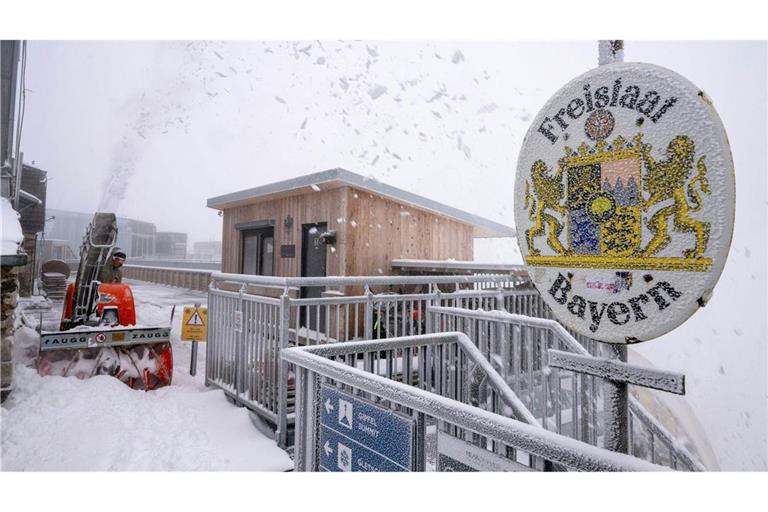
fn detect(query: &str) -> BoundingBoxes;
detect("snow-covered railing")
[428,306,705,471]
[282,332,667,472]
[206,287,284,423]
[209,271,522,289]
[206,273,543,448]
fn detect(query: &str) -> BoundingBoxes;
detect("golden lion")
[525,160,568,256]
[635,133,711,258]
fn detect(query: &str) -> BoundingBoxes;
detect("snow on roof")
[2,197,24,256]
[206,168,515,238]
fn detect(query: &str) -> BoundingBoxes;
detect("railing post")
[492,286,506,375]
[427,283,441,334]
[205,279,215,386]
[235,284,246,402]
[602,343,629,453]
[364,285,373,339]
[277,291,291,448]
[425,288,433,335]
[294,366,307,470]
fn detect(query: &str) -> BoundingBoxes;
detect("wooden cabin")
[207,168,514,287]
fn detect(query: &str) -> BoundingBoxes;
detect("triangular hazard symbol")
[186,311,205,326]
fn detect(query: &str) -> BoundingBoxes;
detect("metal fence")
[427,306,705,471]
[205,271,705,471]
[206,272,536,447]
[282,332,667,472]
[207,287,285,424]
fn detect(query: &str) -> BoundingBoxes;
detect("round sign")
[95,333,107,343]
[515,62,734,344]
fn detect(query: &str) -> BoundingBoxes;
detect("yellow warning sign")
[181,306,207,342]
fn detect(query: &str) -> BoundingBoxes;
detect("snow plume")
[96,42,228,212]
[97,130,141,211]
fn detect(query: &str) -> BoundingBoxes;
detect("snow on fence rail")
[206,273,538,448]
[205,271,701,471]
[427,306,706,471]
[282,332,667,472]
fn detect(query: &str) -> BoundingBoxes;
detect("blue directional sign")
[319,385,415,472]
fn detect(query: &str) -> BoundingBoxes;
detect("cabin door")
[300,222,327,332]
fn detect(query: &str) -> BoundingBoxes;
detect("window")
[241,227,275,276]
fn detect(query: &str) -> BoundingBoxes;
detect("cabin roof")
[206,168,515,238]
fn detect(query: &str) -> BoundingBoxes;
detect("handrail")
[430,306,589,355]
[429,306,706,471]
[210,271,520,288]
[282,333,667,472]
[288,332,539,427]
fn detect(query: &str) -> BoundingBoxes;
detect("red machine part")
[60,282,136,328]
[48,282,172,390]
[37,342,173,391]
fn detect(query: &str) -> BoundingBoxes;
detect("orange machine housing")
[60,282,137,329]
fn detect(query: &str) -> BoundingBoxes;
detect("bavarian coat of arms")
[524,133,712,272]
[514,62,734,343]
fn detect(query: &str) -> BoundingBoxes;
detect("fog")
[19,40,767,469]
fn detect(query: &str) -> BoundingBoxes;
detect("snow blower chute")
[37,213,173,390]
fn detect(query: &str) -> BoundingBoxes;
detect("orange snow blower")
[37,213,173,390]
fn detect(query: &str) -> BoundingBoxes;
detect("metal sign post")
[512,38,733,453]
[180,303,208,377]
[597,40,631,454]
[604,344,628,453]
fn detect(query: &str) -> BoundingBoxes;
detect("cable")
[17,40,27,159]
[11,40,27,208]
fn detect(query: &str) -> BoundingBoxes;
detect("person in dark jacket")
[99,249,126,283]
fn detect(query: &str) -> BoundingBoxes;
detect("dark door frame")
[300,222,328,330]
[240,225,275,275]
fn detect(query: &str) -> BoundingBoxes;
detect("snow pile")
[1,367,291,471]
[2,197,24,255]
[10,324,40,367]
[1,280,293,471]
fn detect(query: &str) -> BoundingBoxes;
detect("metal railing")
[205,271,705,471]
[207,287,285,423]
[282,332,667,472]
[206,273,537,447]
[427,306,705,471]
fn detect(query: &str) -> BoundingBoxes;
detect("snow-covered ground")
[1,280,293,471]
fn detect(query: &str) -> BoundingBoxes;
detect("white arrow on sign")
[324,440,333,456]
[325,398,334,414]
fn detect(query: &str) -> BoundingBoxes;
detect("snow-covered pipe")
[429,305,704,470]
[209,271,519,289]
[283,332,666,472]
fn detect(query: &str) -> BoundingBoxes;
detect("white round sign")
[515,62,734,344]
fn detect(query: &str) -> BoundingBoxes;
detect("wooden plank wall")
[220,187,347,276]
[220,185,474,283]
[344,186,474,280]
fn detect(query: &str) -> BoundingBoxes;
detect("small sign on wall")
[280,244,296,258]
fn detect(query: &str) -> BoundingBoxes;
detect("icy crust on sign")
[514,62,735,343]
